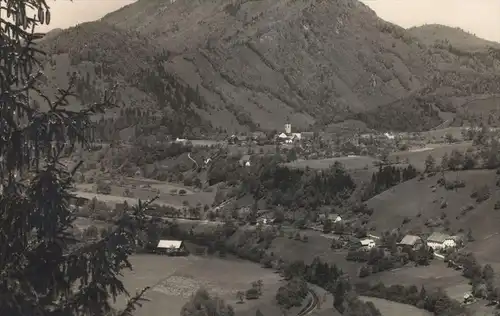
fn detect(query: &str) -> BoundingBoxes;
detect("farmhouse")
[239,155,252,167]
[251,131,267,141]
[360,238,376,249]
[156,240,188,256]
[318,213,342,224]
[398,235,423,250]
[426,232,458,251]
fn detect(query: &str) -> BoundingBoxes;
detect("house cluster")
[276,123,314,144]
[227,131,267,145]
[398,232,462,252]
[352,231,462,253]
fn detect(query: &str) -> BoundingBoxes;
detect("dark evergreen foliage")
[0,2,151,315]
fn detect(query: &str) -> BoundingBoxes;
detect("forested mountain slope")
[37,0,500,134]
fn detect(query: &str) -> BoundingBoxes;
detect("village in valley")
[65,116,500,316]
[14,0,500,315]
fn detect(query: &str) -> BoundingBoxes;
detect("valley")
[5,0,500,315]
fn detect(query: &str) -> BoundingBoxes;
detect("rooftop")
[399,235,421,246]
[427,232,453,243]
[157,240,183,249]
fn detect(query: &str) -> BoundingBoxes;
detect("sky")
[38,0,500,42]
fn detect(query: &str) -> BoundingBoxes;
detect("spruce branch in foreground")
[0,0,151,315]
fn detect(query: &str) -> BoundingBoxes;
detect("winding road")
[187,153,199,170]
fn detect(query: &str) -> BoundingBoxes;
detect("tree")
[447,150,464,171]
[440,153,449,171]
[323,219,333,233]
[236,291,245,303]
[182,288,235,316]
[424,154,435,173]
[444,133,455,144]
[0,1,151,315]
[467,228,475,242]
[254,279,263,295]
[483,264,495,281]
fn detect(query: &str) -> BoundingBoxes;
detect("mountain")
[37,0,500,136]
[408,24,500,52]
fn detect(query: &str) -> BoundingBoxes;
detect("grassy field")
[365,262,469,301]
[75,177,216,209]
[270,230,363,277]
[117,255,284,316]
[365,169,500,238]
[389,142,474,170]
[359,296,432,316]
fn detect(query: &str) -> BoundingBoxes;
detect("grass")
[365,169,500,238]
[364,261,469,301]
[119,255,283,316]
[270,230,363,277]
[359,296,432,316]
[389,142,475,170]
[74,177,216,209]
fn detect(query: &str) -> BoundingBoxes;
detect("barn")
[156,240,188,256]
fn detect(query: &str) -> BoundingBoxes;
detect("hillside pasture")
[118,255,283,316]
[359,296,432,316]
[365,169,500,239]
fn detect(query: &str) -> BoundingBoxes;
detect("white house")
[328,213,342,223]
[384,132,395,140]
[156,240,187,256]
[360,238,376,249]
[278,133,288,139]
[239,155,251,167]
[426,232,458,251]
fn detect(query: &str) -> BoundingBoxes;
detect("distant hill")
[408,24,500,52]
[35,0,500,136]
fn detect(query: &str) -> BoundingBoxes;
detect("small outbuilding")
[360,238,376,249]
[156,240,188,256]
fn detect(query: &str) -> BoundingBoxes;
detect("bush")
[359,265,372,278]
[246,288,259,300]
[96,180,111,195]
[471,185,490,203]
[179,189,187,196]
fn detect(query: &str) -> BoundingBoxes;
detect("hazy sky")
[39,0,500,42]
